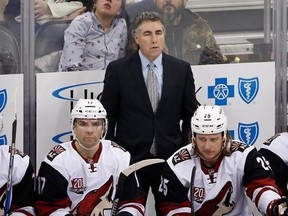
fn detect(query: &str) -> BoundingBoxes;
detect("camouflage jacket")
[165,9,220,65]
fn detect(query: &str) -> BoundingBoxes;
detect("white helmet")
[191,105,227,135]
[0,112,3,135]
[71,99,107,124]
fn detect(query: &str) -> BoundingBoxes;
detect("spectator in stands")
[33,0,88,25]
[3,0,89,41]
[126,0,223,65]
[58,0,128,71]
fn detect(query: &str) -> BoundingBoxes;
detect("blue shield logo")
[0,89,8,112]
[0,135,7,145]
[238,77,259,104]
[238,122,259,145]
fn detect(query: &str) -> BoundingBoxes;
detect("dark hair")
[127,11,165,54]
[199,47,226,65]
[132,11,165,34]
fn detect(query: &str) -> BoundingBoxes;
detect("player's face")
[73,119,104,148]
[134,20,165,62]
[194,133,224,166]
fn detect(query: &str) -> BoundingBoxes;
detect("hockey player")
[259,132,288,196]
[35,99,145,215]
[158,105,288,215]
[0,112,35,215]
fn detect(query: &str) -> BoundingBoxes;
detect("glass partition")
[0,0,20,74]
[0,0,286,75]
[31,0,278,74]
[0,0,288,166]
[186,0,273,63]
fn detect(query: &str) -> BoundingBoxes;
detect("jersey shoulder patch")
[171,148,191,166]
[230,140,249,153]
[46,145,66,161]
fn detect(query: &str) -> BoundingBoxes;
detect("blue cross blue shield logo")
[238,122,259,145]
[0,89,8,112]
[0,135,7,146]
[208,78,234,105]
[0,89,8,145]
[238,77,259,104]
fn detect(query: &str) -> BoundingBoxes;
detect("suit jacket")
[101,52,198,162]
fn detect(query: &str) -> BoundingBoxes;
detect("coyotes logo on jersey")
[194,181,235,215]
[72,176,113,216]
[47,145,66,161]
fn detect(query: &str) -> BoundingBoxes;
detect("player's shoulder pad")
[230,140,251,153]
[263,133,281,146]
[110,141,127,152]
[10,147,27,158]
[46,144,66,161]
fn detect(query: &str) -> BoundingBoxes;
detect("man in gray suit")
[101,11,198,215]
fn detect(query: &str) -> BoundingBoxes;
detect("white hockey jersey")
[260,132,288,196]
[36,140,145,216]
[0,145,35,215]
[158,141,282,216]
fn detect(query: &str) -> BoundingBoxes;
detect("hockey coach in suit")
[101,11,198,215]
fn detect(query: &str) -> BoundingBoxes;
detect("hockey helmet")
[71,99,107,124]
[191,105,227,135]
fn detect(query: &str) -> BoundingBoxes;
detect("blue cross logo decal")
[208,78,234,105]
